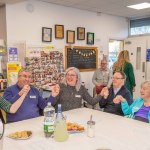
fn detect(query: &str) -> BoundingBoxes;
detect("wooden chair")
[0,109,6,123]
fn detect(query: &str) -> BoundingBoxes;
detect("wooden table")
[2,108,150,150]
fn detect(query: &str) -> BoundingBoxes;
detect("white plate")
[7,131,32,140]
[68,130,85,134]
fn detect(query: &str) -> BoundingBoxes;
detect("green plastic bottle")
[54,104,69,142]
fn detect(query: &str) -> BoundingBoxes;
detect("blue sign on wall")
[8,47,18,62]
[146,49,150,61]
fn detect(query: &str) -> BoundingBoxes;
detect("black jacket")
[99,85,133,116]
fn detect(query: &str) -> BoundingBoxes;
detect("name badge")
[75,94,81,98]
[30,95,36,99]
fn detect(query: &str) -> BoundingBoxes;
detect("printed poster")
[7,62,21,86]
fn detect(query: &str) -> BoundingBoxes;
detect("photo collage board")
[25,47,65,89]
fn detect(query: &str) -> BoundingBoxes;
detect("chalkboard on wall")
[65,46,98,72]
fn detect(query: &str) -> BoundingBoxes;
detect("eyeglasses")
[66,74,77,77]
[20,75,32,79]
[112,77,124,80]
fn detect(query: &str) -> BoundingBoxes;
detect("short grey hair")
[18,68,32,77]
[63,67,82,91]
[141,80,150,88]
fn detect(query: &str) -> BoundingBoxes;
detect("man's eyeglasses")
[19,75,32,79]
[112,77,124,80]
[66,74,77,77]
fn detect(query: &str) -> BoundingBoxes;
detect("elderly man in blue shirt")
[3,68,59,123]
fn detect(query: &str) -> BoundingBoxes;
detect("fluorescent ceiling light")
[127,2,150,10]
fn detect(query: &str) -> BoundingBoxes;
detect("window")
[108,40,123,69]
[130,17,150,35]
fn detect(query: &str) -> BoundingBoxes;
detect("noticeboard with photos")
[25,48,65,89]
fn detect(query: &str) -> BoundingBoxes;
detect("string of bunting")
[75,49,96,57]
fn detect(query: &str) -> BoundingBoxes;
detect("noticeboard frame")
[65,46,98,72]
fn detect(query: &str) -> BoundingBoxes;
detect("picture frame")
[55,24,64,39]
[77,27,85,40]
[87,32,94,45]
[66,30,75,44]
[42,27,52,42]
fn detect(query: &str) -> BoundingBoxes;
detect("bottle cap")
[58,104,61,107]
[57,104,62,112]
[47,102,51,106]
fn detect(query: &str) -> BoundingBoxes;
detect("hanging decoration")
[75,49,96,57]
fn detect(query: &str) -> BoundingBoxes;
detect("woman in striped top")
[0,92,27,113]
[0,93,27,123]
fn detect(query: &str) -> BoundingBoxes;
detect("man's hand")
[113,95,125,104]
[51,84,60,97]
[19,85,30,96]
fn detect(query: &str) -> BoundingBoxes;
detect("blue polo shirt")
[3,84,55,123]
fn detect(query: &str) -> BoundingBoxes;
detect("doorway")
[124,37,147,99]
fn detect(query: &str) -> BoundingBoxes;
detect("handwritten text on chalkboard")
[65,46,98,71]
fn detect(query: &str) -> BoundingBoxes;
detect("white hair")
[141,80,150,88]
[62,67,82,91]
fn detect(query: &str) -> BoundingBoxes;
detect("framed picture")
[66,30,75,44]
[55,25,64,39]
[77,27,85,40]
[87,32,94,45]
[42,27,52,42]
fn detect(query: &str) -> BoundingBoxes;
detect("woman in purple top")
[113,80,150,123]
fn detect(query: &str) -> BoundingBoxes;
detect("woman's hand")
[100,87,109,99]
[51,84,60,97]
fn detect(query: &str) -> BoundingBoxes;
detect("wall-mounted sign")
[146,49,150,61]
[8,47,19,62]
[7,62,21,86]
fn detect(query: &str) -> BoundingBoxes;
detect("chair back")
[0,118,4,149]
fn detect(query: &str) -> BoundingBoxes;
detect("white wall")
[5,0,128,95]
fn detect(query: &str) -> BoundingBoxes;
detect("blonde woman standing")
[113,50,136,96]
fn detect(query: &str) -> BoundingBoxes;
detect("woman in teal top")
[113,50,136,96]
[113,80,150,123]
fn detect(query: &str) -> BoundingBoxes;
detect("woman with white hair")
[54,67,100,111]
[113,80,150,123]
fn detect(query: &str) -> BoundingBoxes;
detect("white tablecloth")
[2,108,150,150]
